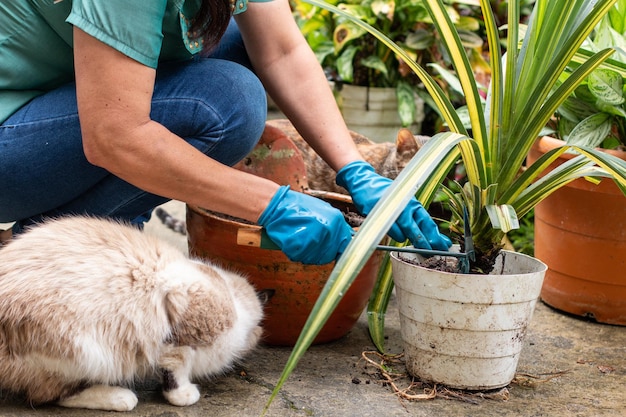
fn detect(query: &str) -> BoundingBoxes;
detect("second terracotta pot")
[529,136,626,325]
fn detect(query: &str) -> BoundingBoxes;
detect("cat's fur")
[0,216,266,411]
[267,119,427,194]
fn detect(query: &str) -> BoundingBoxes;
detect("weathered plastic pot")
[390,248,547,390]
[187,197,381,346]
[528,136,626,325]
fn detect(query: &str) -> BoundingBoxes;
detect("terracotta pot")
[528,136,626,325]
[186,199,381,346]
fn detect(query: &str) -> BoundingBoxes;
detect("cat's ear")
[396,128,422,154]
[256,289,275,305]
[165,283,234,347]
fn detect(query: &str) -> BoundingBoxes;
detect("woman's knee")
[216,63,267,164]
[152,59,267,166]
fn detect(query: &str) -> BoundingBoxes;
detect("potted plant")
[529,0,626,325]
[262,0,626,409]
[291,0,487,140]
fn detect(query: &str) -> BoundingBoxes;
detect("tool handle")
[376,245,466,259]
[237,227,280,250]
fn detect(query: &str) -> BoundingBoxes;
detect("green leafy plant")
[550,0,626,149]
[262,0,626,413]
[292,0,487,127]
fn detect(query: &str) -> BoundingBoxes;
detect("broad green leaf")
[603,136,623,149]
[588,68,625,104]
[458,29,484,49]
[396,82,417,127]
[312,41,336,65]
[404,29,435,50]
[361,55,389,76]
[333,22,367,54]
[608,0,626,33]
[558,93,596,122]
[597,100,626,117]
[567,112,613,147]
[457,16,481,32]
[336,45,358,82]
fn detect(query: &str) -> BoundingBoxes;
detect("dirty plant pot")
[528,136,626,325]
[187,198,381,346]
[390,249,547,390]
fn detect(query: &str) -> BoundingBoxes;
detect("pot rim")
[187,189,355,229]
[390,248,548,278]
[187,205,257,228]
[536,136,626,161]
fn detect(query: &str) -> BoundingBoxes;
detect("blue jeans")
[0,21,267,232]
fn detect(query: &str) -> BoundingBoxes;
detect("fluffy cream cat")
[0,216,267,411]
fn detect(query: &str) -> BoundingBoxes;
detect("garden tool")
[237,207,475,273]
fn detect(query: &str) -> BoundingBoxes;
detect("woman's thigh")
[0,57,266,226]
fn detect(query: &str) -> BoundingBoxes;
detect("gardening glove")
[336,160,452,251]
[258,186,353,265]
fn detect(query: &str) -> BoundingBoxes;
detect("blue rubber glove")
[336,161,452,250]
[258,186,353,265]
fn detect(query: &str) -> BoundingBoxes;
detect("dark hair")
[189,0,233,54]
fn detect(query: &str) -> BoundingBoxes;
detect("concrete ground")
[1,199,624,417]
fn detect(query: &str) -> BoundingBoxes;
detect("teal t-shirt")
[0,0,269,124]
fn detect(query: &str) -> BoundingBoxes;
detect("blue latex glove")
[258,186,353,265]
[336,160,452,250]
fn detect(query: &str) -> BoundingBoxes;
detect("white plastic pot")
[390,248,547,390]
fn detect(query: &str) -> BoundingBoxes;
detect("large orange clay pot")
[186,121,381,345]
[528,136,626,325]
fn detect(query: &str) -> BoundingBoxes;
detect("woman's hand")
[258,186,353,264]
[336,161,452,251]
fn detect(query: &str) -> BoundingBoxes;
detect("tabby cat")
[267,119,426,194]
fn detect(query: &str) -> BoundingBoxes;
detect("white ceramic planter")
[333,84,425,143]
[390,248,547,390]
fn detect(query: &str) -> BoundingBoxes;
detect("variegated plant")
[262,0,626,412]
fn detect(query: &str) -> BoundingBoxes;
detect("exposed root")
[359,351,566,404]
[360,351,436,401]
[511,370,570,389]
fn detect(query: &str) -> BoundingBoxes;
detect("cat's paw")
[58,385,138,411]
[163,383,201,406]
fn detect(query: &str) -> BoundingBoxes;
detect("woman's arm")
[235,0,364,172]
[236,2,452,251]
[72,27,279,223]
